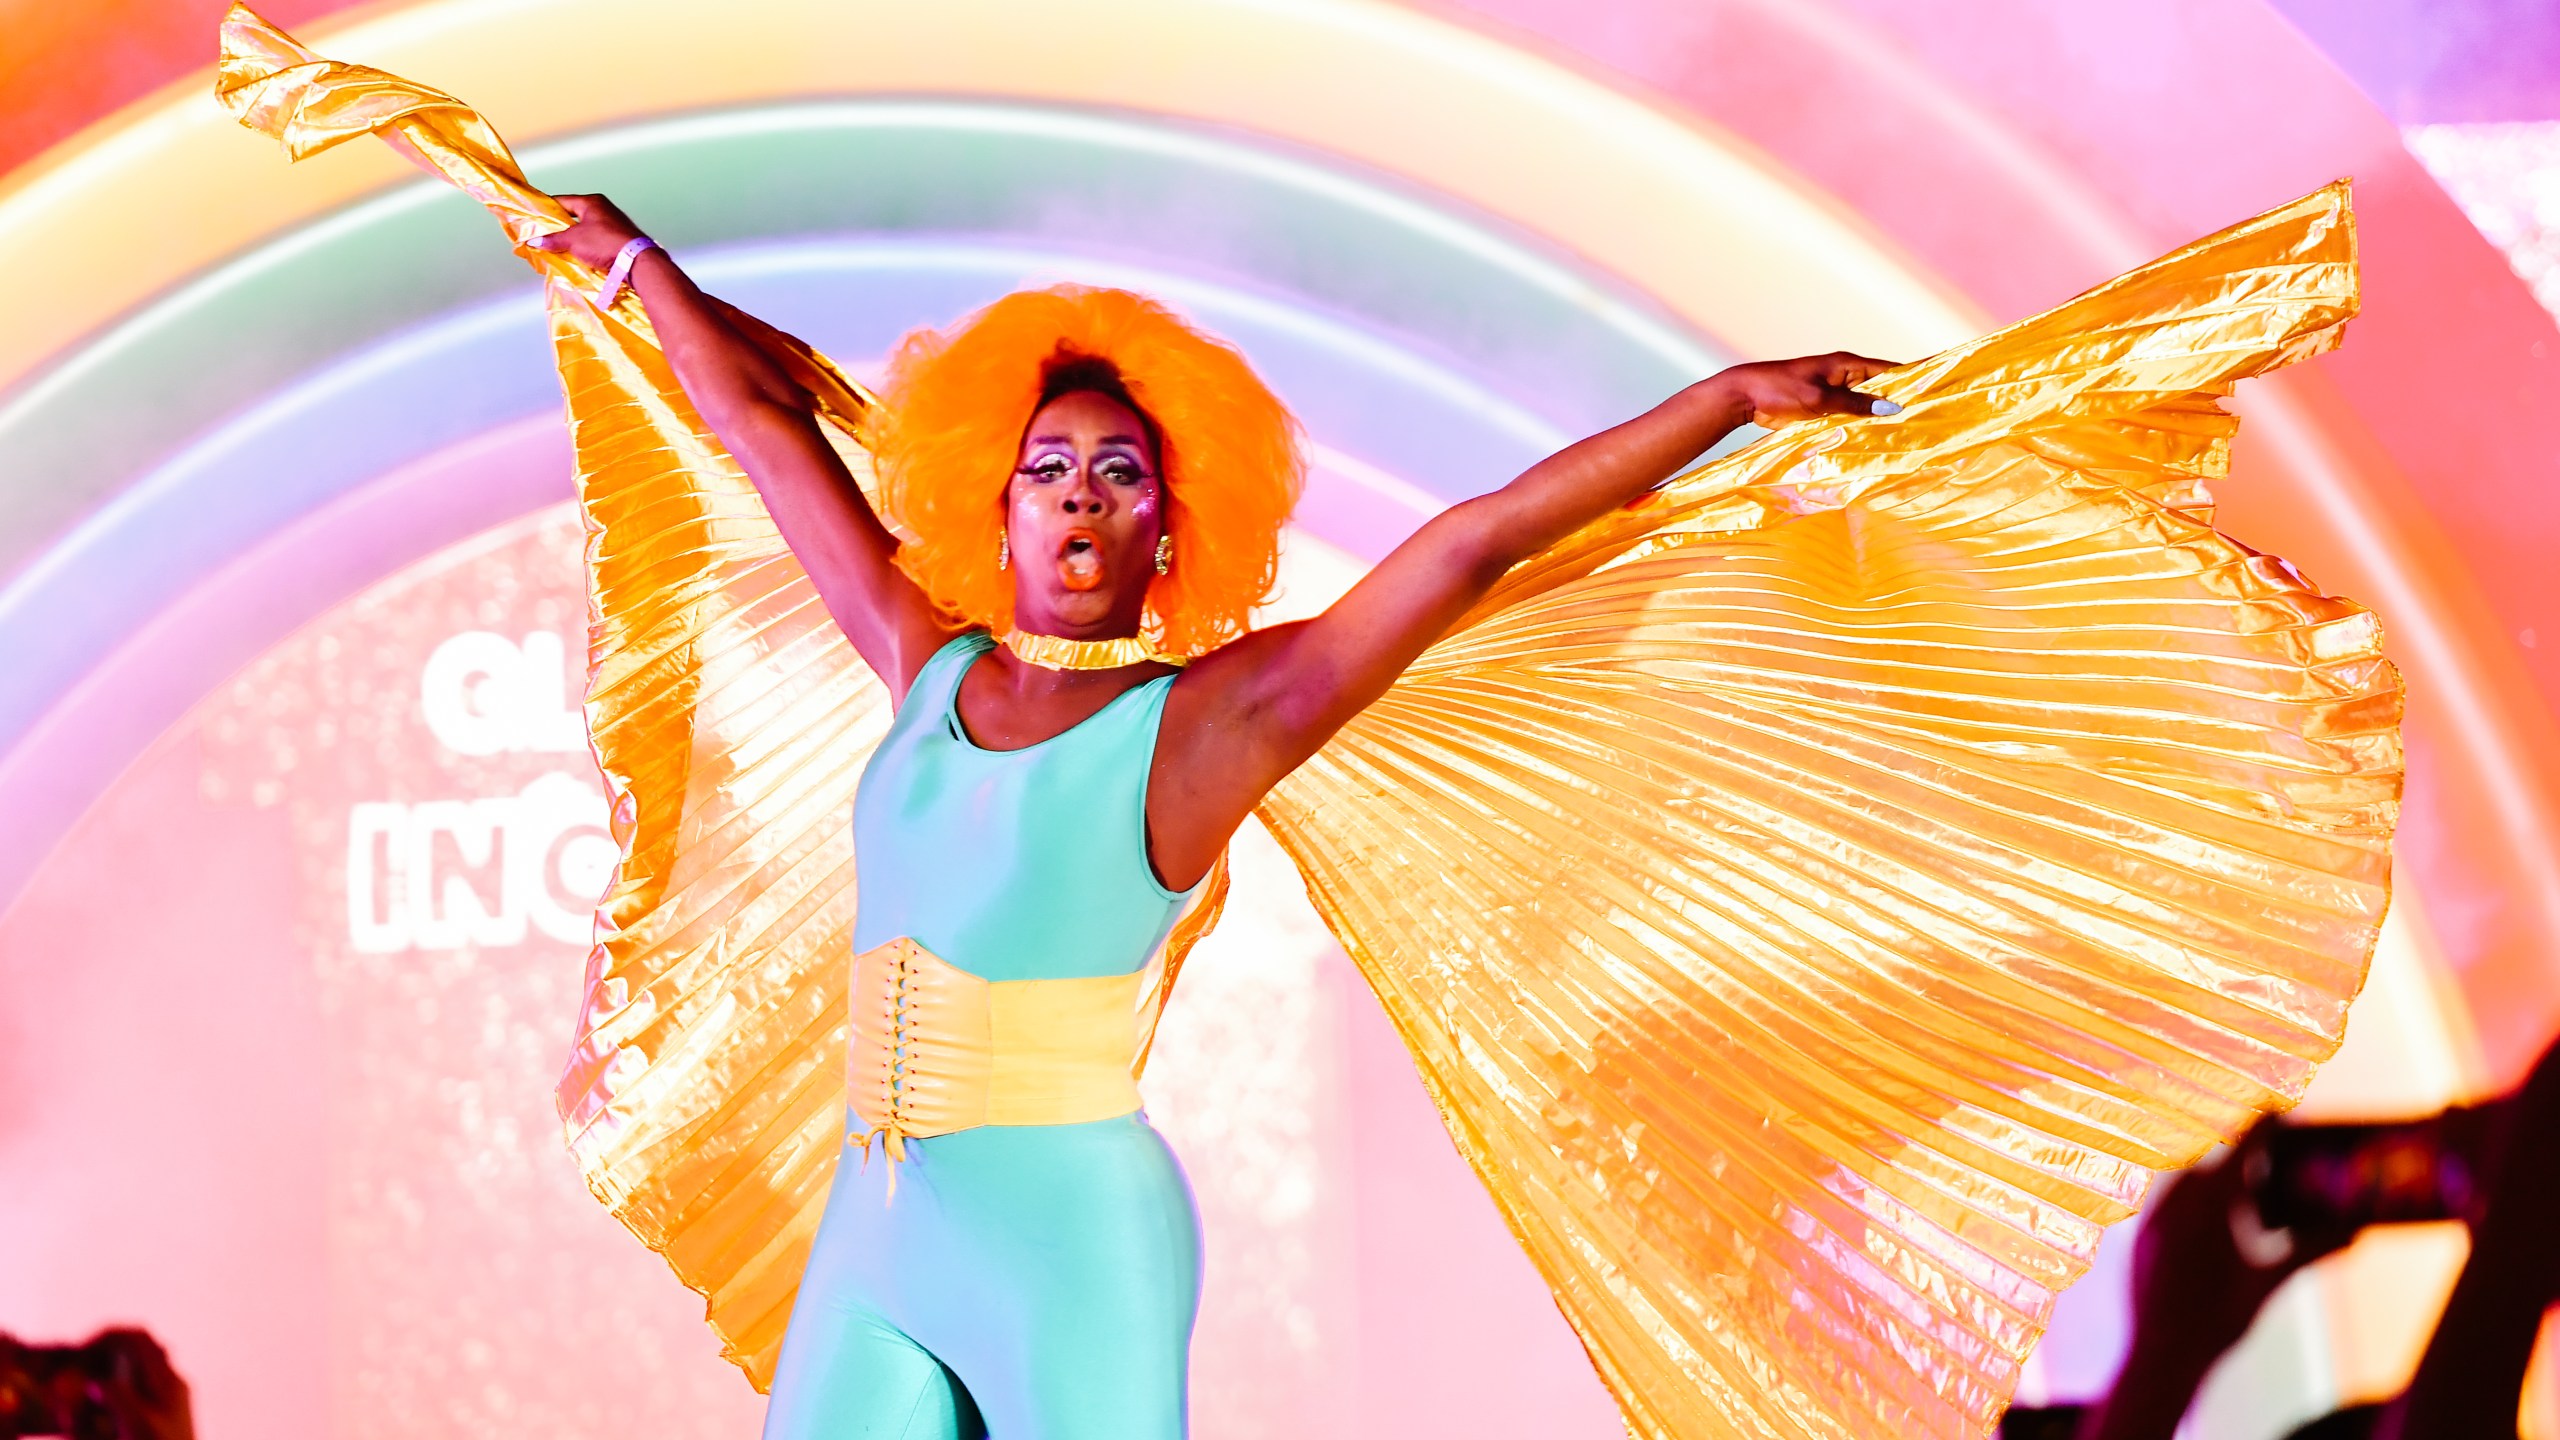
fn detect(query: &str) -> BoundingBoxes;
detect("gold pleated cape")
[221,9,2399,1436]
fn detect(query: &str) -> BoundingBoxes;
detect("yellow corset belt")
[847,937,1145,1172]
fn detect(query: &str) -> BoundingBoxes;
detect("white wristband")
[593,235,661,308]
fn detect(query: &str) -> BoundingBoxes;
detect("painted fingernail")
[1871,400,1904,416]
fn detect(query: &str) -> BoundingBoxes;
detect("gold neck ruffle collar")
[997,630,1184,671]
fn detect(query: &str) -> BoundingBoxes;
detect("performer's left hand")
[1711,352,1902,427]
[529,193,649,271]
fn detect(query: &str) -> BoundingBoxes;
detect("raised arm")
[1148,355,1892,886]
[533,197,957,699]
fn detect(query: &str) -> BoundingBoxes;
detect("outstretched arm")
[1149,355,1892,888]
[533,197,957,700]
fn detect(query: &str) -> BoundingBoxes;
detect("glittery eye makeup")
[1011,447,1153,485]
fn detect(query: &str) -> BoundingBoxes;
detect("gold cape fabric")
[1255,191,2395,1438]
[220,10,2400,1435]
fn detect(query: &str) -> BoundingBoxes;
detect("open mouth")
[1055,528,1106,592]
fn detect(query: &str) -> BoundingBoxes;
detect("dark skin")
[537,196,1894,890]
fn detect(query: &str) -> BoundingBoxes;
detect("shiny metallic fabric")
[998,630,1188,670]
[1256,185,2394,1438]
[221,9,2396,1433]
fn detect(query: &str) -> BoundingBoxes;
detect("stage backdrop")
[3,3,2557,1438]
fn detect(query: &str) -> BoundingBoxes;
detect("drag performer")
[535,199,1898,1435]
[220,10,2404,1439]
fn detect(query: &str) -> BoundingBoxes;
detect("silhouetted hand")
[89,1329,193,1440]
[2076,1124,2354,1440]
[0,1328,193,1440]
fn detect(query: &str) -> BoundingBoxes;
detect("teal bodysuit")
[761,632,1203,1440]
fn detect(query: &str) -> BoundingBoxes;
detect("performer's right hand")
[530,193,648,272]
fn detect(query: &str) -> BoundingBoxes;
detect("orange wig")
[876,286,1305,658]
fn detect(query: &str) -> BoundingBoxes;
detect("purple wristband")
[592,235,661,308]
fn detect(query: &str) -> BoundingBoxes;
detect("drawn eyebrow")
[1020,435,1149,455]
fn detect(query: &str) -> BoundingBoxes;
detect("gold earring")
[998,532,1010,571]
[1154,534,1173,575]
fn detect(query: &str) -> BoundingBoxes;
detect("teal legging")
[759,1115,1202,1438]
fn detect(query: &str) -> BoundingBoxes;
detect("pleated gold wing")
[1253,182,2397,1440]
[216,6,1233,1387]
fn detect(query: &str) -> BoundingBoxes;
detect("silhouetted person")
[2052,1034,2559,1440]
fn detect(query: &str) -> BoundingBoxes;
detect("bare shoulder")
[883,619,974,707]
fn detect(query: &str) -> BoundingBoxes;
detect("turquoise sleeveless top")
[850,632,1198,981]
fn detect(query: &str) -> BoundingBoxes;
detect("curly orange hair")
[876,285,1305,658]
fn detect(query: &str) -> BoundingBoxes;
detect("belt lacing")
[848,940,918,1202]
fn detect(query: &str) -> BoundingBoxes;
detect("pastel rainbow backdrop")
[2,2,2556,1436]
